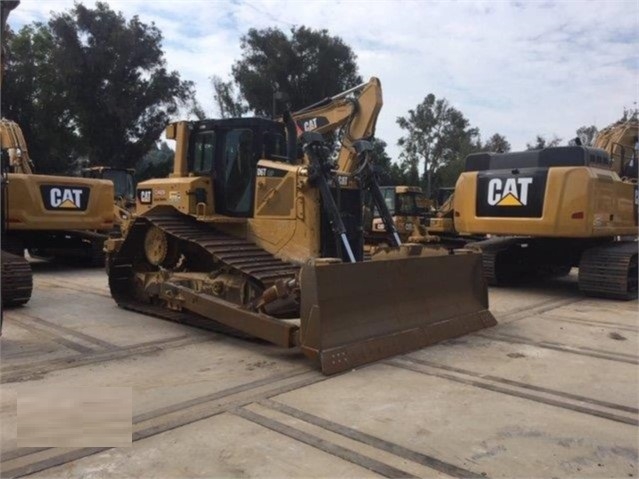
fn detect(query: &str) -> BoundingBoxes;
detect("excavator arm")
[291,77,382,173]
[290,77,401,246]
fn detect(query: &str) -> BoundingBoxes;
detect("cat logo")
[487,177,533,206]
[303,118,318,131]
[50,188,83,208]
[40,185,90,211]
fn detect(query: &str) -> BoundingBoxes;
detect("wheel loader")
[105,79,495,374]
[453,138,637,300]
[1,1,114,310]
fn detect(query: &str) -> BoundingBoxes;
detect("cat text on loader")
[105,108,494,374]
[454,143,637,300]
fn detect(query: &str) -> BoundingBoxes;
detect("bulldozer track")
[108,211,300,336]
[579,240,638,300]
[1,251,33,308]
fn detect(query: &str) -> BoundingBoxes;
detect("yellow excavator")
[105,78,495,374]
[453,127,637,299]
[1,1,114,310]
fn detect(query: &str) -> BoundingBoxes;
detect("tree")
[397,94,478,196]
[574,125,598,146]
[211,75,246,118]
[369,138,410,185]
[136,141,174,181]
[229,26,362,115]
[483,133,511,153]
[2,25,80,173]
[526,134,562,150]
[3,2,194,172]
[620,106,638,122]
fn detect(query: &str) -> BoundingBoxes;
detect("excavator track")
[578,241,638,300]
[108,211,300,335]
[1,250,33,307]
[468,237,522,285]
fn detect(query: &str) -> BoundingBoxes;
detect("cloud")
[8,0,639,161]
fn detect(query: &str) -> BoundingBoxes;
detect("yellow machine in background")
[1,1,114,309]
[1,118,115,265]
[106,79,495,374]
[365,185,435,245]
[82,166,136,210]
[593,119,638,178]
[454,141,637,299]
[82,166,136,232]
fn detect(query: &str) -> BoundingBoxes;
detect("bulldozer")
[1,1,114,309]
[453,134,637,299]
[105,78,495,374]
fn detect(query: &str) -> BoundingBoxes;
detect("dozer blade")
[299,252,496,374]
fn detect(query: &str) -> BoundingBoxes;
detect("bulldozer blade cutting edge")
[299,253,496,375]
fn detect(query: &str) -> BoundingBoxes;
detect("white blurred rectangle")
[18,387,132,447]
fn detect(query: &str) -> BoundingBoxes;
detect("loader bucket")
[299,252,496,374]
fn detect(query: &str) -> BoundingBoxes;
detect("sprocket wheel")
[144,226,170,266]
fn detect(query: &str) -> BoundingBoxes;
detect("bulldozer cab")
[180,118,288,217]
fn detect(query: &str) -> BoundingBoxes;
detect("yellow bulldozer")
[1,1,114,309]
[452,127,637,299]
[105,78,495,374]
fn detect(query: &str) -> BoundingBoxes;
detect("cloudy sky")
[9,0,639,160]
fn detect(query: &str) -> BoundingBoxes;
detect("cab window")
[384,189,395,214]
[192,132,216,174]
[263,131,288,161]
[223,129,254,215]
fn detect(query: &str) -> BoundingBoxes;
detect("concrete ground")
[0,262,637,478]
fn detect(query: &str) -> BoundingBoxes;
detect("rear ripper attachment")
[107,119,495,374]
